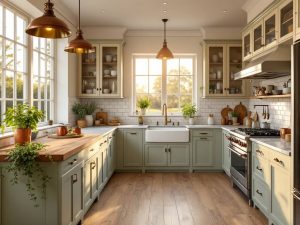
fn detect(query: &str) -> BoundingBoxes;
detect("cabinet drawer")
[85,142,100,160]
[270,150,291,172]
[192,129,213,137]
[61,152,84,175]
[253,177,270,216]
[252,143,270,160]
[253,155,270,184]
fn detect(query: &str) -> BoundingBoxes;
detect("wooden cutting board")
[234,102,247,125]
[96,111,108,125]
[221,105,233,119]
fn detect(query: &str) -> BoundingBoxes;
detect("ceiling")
[59,0,247,30]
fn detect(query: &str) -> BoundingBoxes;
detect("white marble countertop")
[250,137,291,156]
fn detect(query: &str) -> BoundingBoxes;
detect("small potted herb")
[137,97,151,116]
[84,102,96,127]
[231,111,239,123]
[182,103,197,125]
[72,102,87,128]
[1,103,44,145]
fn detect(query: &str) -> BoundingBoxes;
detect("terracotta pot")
[56,126,68,136]
[77,119,87,128]
[14,128,31,145]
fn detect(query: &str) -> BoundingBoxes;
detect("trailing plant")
[1,103,44,133]
[72,102,86,119]
[231,111,239,117]
[6,142,51,207]
[182,103,197,118]
[137,97,151,109]
[84,102,96,115]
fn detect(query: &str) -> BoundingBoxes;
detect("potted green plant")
[84,102,96,127]
[231,111,239,123]
[7,142,51,206]
[1,104,44,145]
[72,102,87,128]
[137,97,151,116]
[182,103,197,125]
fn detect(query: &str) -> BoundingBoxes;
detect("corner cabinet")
[202,40,245,98]
[78,41,124,98]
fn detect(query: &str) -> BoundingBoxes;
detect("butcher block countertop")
[0,134,104,162]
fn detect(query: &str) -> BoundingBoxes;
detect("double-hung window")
[0,2,56,126]
[133,55,195,115]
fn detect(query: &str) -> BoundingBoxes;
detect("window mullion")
[162,59,167,107]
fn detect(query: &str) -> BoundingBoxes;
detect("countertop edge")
[250,138,291,156]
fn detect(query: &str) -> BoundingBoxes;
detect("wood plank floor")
[83,173,268,225]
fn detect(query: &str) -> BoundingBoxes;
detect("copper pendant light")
[156,19,173,60]
[26,0,71,39]
[64,0,93,54]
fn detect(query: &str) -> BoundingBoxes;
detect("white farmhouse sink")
[145,126,189,142]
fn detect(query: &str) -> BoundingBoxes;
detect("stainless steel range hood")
[234,46,291,80]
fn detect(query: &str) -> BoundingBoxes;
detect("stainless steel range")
[226,128,280,205]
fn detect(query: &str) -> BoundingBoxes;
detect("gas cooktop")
[233,128,280,137]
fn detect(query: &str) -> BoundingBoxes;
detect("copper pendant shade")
[156,19,173,60]
[64,0,93,54]
[26,0,71,39]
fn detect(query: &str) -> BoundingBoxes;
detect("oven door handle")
[228,145,248,159]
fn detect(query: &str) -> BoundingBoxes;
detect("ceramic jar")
[85,115,94,127]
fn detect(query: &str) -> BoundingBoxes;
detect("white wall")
[242,0,275,22]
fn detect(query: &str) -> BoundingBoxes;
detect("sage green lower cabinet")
[107,132,116,177]
[145,144,168,166]
[144,143,190,167]
[123,129,144,167]
[192,136,214,166]
[222,130,231,176]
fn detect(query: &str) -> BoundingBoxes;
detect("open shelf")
[250,94,291,99]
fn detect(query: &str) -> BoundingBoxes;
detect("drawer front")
[270,150,291,172]
[253,155,270,184]
[252,177,270,216]
[192,129,213,137]
[61,152,84,175]
[252,143,270,160]
[85,142,100,160]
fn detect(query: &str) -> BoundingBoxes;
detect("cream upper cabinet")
[294,0,300,40]
[242,0,293,62]
[78,41,123,98]
[203,41,245,98]
[278,0,293,43]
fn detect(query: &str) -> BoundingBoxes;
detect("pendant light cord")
[78,0,81,30]
[164,21,166,42]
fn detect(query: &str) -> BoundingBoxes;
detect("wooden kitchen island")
[0,128,117,225]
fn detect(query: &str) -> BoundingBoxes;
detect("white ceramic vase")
[207,116,214,125]
[85,115,94,127]
[232,117,238,123]
[140,108,146,116]
[189,118,194,125]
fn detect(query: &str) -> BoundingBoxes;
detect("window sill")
[0,124,67,140]
[129,115,199,117]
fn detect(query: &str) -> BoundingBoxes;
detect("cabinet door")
[270,163,291,225]
[108,135,114,177]
[78,44,100,97]
[192,137,214,167]
[252,22,264,55]
[295,0,300,39]
[226,44,244,97]
[144,144,168,166]
[205,44,226,96]
[123,130,143,167]
[278,0,293,43]
[99,43,123,98]
[61,162,84,225]
[222,131,231,175]
[168,144,190,166]
[264,11,278,49]
[102,146,109,183]
[242,30,252,61]
[83,155,99,211]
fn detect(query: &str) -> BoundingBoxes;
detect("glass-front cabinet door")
[242,30,252,61]
[253,22,264,55]
[99,44,122,97]
[279,0,293,42]
[295,0,300,39]
[227,45,244,96]
[79,45,99,97]
[264,11,277,49]
[206,45,225,96]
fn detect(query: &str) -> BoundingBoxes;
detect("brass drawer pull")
[256,149,264,155]
[200,137,208,140]
[256,166,263,172]
[256,189,263,196]
[69,159,77,165]
[130,132,137,135]
[91,162,96,170]
[90,148,94,152]
[274,158,284,166]
[165,148,168,153]
[199,132,208,135]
